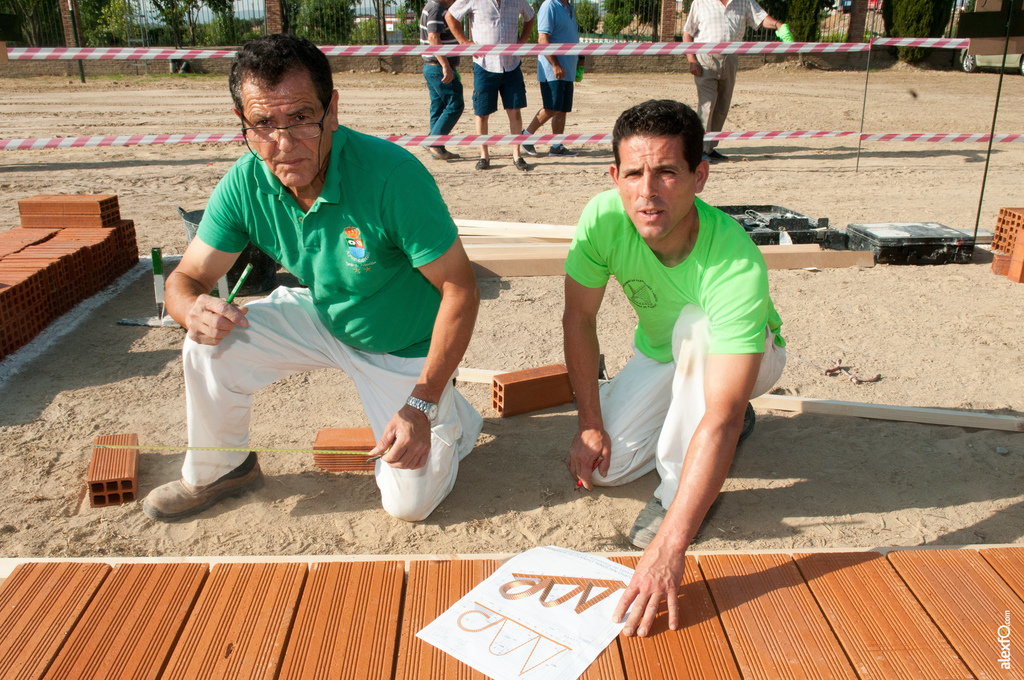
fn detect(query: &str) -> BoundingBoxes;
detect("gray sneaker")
[548,144,577,157]
[143,451,262,521]
[627,497,667,549]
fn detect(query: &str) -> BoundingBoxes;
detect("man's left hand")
[371,405,432,470]
[553,64,565,80]
[612,535,686,637]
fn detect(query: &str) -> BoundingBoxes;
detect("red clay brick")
[0,562,110,680]
[979,546,1024,600]
[888,549,1024,680]
[700,553,859,680]
[1007,228,1024,283]
[492,364,575,417]
[992,251,1012,276]
[795,552,971,680]
[278,561,404,680]
[615,555,737,680]
[88,434,140,507]
[313,427,376,472]
[21,213,121,229]
[161,562,307,680]
[42,563,207,680]
[18,194,119,217]
[993,207,1024,253]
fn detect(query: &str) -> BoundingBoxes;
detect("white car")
[960,48,1024,75]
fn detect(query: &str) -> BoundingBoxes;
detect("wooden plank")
[278,561,403,680]
[455,219,575,240]
[758,244,875,270]
[613,555,740,680]
[42,563,208,680]
[464,243,569,278]
[794,552,971,680]
[0,562,110,680]
[456,367,500,384]
[981,547,1024,600]
[888,549,1024,680]
[395,559,500,680]
[700,553,858,680]
[161,562,306,680]
[751,394,1024,432]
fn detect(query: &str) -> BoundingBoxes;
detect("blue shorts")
[472,63,528,117]
[539,80,573,113]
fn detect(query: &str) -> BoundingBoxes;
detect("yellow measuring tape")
[93,444,370,455]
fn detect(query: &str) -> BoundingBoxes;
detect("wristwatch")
[405,396,438,422]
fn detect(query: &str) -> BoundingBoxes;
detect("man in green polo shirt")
[144,34,483,523]
[562,100,787,637]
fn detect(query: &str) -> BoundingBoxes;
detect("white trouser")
[181,286,484,522]
[694,53,739,154]
[593,304,786,509]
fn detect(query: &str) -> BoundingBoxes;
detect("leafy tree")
[576,0,599,32]
[0,0,64,46]
[151,0,190,47]
[787,0,825,40]
[206,0,238,45]
[888,0,954,60]
[295,0,355,43]
[601,0,660,37]
[350,15,378,43]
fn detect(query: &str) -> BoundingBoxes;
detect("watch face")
[427,403,439,420]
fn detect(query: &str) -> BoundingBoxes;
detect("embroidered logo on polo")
[622,279,657,308]
[344,226,370,263]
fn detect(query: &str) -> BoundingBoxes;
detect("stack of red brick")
[991,207,1024,283]
[0,195,139,359]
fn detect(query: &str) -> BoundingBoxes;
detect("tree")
[206,0,238,45]
[576,0,599,33]
[151,0,190,47]
[295,0,355,44]
[350,16,378,43]
[601,0,660,37]
[0,0,63,46]
[787,0,826,40]
[888,0,955,60]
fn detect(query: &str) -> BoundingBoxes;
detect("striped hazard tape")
[3,130,1022,151]
[6,37,976,61]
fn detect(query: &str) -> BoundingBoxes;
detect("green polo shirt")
[565,191,784,363]
[198,126,457,357]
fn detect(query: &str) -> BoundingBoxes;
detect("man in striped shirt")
[420,0,464,161]
[447,0,536,171]
[682,0,784,162]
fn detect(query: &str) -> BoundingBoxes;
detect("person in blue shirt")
[522,0,580,158]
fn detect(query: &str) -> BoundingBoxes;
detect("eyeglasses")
[241,108,328,143]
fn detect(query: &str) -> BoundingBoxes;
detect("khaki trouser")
[693,53,740,154]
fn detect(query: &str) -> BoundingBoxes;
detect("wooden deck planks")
[278,560,404,680]
[615,555,740,680]
[394,559,501,680]
[794,552,971,680]
[700,553,859,680]
[0,562,110,680]
[160,562,307,680]
[42,563,207,680]
[981,547,1024,601]
[888,549,1024,680]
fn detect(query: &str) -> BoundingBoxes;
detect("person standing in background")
[420,0,464,161]
[521,0,580,158]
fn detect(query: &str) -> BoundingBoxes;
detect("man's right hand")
[687,60,702,77]
[567,426,611,491]
[185,294,249,345]
[441,66,455,84]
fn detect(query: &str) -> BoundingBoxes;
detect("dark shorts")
[472,63,528,117]
[539,80,574,113]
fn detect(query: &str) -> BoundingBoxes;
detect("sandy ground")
[0,65,1023,560]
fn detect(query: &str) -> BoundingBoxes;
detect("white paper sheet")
[416,546,634,680]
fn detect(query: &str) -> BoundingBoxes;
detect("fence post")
[265,0,284,34]
[848,0,869,41]
[59,0,82,47]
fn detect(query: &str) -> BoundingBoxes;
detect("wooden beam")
[751,394,1024,432]
[455,219,575,240]
[465,243,569,277]
[758,244,875,269]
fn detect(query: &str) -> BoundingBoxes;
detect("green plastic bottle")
[575,56,585,82]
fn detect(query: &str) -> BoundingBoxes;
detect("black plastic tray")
[846,222,974,265]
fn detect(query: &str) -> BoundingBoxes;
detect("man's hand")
[567,426,610,491]
[553,64,566,80]
[371,404,433,470]
[441,65,455,84]
[613,535,687,637]
[185,294,249,345]
[688,60,702,77]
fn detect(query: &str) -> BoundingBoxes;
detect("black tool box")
[845,222,975,265]
[717,205,844,248]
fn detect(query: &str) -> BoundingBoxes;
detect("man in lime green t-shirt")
[562,100,787,638]
[144,34,483,524]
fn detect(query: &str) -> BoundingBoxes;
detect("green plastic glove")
[575,56,585,83]
[776,23,794,42]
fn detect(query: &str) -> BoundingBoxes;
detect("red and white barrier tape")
[8,37,974,61]
[3,130,1021,151]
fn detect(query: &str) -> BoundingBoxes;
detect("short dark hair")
[229,34,333,115]
[612,100,705,173]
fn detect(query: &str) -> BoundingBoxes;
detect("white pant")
[181,286,484,521]
[593,304,786,509]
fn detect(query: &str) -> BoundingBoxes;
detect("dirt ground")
[0,65,1022,560]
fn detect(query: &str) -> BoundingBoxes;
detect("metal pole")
[855,40,873,172]
[971,0,1017,242]
[67,0,85,83]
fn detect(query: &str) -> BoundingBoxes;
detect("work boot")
[143,451,262,521]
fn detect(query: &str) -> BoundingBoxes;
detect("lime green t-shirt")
[198,126,456,358]
[564,190,785,363]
